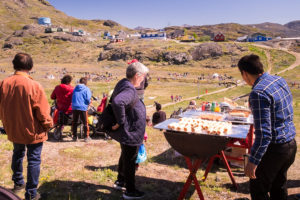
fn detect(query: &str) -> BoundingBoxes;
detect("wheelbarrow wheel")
[88,124,96,138]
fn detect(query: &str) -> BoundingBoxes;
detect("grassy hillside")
[0,0,131,39]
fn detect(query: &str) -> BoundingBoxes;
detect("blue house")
[104,31,111,37]
[141,32,166,40]
[38,17,51,26]
[247,33,272,42]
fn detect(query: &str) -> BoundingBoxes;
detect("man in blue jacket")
[72,77,92,142]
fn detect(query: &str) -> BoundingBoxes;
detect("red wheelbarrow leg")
[178,157,205,200]
[202,154,220,182]
[220,151,238,189]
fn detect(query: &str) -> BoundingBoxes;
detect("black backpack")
[97,92,138,133]
[0,186,22,200]
[97,100,116,132]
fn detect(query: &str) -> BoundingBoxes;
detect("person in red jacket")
[51,75,74,112]
[51,75,74,124]
[97,93,108,113]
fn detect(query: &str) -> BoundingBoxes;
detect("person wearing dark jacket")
[111,61,149,199]
[71,77,92,142]
[152,102,166,126]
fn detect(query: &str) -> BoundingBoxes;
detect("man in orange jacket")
[0,53,53,200]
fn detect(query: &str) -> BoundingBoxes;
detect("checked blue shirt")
[249,73,296,165]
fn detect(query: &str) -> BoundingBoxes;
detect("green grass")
[248,45,268,70]
[270,49,296,74]
[92,168,117,184]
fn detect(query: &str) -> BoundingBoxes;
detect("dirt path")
[264,49,273,73]
[147,43,300,114]
[253,43,300,75]
[147,83,245,114]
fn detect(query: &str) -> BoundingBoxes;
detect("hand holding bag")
[136,144,147,164]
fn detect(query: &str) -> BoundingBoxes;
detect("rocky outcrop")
[3,37,23,49]
[191,43,223,60]
[103,20,119,27]
[53,34,87,43]
[38,0,51,6]
[13,24,44,37]
[98,45,191,64]
[163,52,192,64]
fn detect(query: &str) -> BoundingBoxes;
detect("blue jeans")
[12,142,43,200]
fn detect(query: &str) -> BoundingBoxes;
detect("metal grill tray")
[179,110,253,125]
[154,118,250,139]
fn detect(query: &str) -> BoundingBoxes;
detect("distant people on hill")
[0,53,52,200]
[171,94,174,102]
[71,77,92,142]
[152,102,166,126]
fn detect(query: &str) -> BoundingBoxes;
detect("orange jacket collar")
[14,71,33,80]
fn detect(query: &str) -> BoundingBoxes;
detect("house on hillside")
[103,31,111,39]
[168,29,185,39]
[45,27,57,33]
[236,35,248,42]
[115,30,127,39]
[73,30,86,36]
[247,33,272,42]
[141,32,167,40]
[104,31,111,36]
[38,17,51,26]
[57,27,69,32]
[178,35,195,42]
[128,33,141,38]
[214,33,225,42]
[110,38,124,43]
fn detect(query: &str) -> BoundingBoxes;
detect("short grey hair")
[126,62,149,79]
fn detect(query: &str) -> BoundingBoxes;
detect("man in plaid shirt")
[238,54,297,200]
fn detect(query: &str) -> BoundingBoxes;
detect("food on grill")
[198,114,223,121]
[229,109,251,118]
[167,117,232,135]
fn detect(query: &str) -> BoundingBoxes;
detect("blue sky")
[48,0,300,29]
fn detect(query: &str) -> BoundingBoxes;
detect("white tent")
[212,73,219,78]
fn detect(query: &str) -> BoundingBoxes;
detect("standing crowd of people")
[0,53,297,200]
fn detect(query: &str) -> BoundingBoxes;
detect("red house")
[214,33,225,42]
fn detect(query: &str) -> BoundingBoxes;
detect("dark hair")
[238,54,264,75]
[12,53,33,71]
[155,102,161,111]
[61,75,72,84]
[79,77,88,85]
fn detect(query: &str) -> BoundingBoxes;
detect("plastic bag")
[136,144,147,164]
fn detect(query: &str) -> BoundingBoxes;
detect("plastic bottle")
[211,102,216,112]
[205,102,211,111]
[202,102,206,111]
[215,104,221,112]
